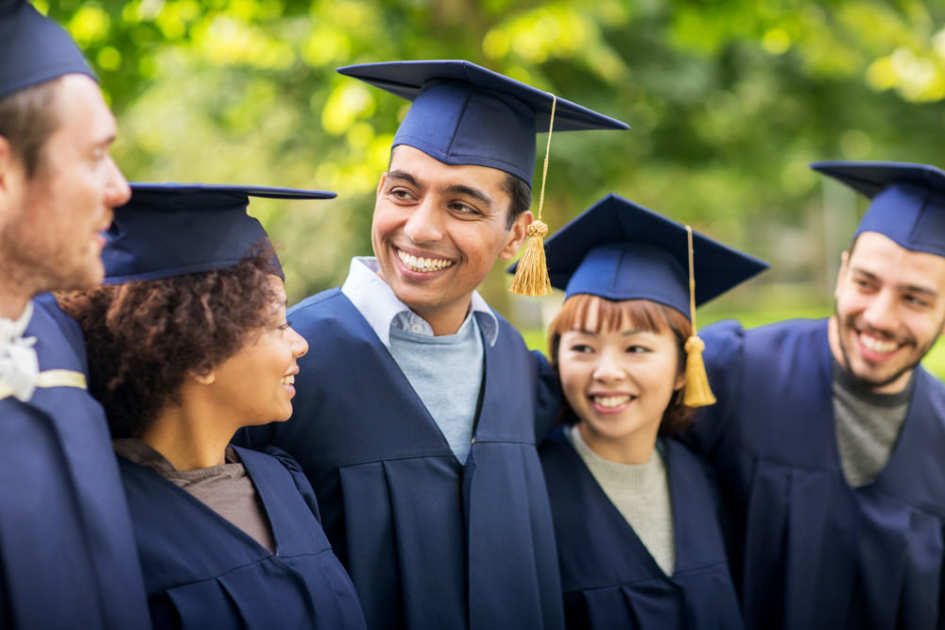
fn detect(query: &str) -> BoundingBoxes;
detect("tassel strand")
[510,95,556,296]
[683,225,716,407]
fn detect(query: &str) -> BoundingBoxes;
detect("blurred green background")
[44,0,945,376]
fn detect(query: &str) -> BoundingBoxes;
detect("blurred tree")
[41,0,945,322]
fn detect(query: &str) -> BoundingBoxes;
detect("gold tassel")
[509,220,551,296]
[510,95,556,297]
[683,225,716,407]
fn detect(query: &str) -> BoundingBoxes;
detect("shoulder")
[288,287,346,320]
[287,289,365,340]
[702,317,826,364]
[28,293,88,371]
[914,366,945,416]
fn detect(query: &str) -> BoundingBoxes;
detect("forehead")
[48,74,115,139]
[389,145,510,193]
[849,232,945,292]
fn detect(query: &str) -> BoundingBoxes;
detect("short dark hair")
[547,294,695,436]
[56,248,280,438]
[0,78,62,177]
[503,173,532,228]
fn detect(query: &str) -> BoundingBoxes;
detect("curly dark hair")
[547,294,696,436]
[57,249,280,439]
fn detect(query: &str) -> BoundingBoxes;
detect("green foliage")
[39,1,945,377]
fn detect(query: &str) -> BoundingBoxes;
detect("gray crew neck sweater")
[832,359,914,487]
[568,425,675,575]
[388,314,483,464]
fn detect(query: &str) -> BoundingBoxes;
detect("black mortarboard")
[811,160,945,258]
[0,0,95,101]
[337,60,629,186]
[103,183,335,284]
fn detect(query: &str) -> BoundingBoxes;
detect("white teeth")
[281,375,295,386]
[397,249,454,272]
[593,395,631,408]
[860,335,897,353]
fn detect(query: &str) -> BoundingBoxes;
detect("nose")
[289,326,309,359]
[403,197,444,244]
[861,289,898,334]
[592,347,625,382]
[104,156,131,208]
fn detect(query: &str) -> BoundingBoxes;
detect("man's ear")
[834,249,850,302]
[376,171,387,198]
[499,210,533,261]
[0,136,20,196]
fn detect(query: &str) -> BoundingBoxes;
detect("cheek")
[371,204,401,239]
[557,361,589,403]
[455,226,505,263]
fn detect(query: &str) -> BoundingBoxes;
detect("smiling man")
[239,60,627,630]
[0,2,150,628]
[688,161,945,630]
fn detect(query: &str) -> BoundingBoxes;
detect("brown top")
[114,439,275,552]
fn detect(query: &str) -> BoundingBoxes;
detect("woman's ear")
[191,369,216,386]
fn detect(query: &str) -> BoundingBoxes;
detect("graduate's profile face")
[830,231,945,393]
[557,316,684,464]
[0,74,129,293]
[202,276,308,426]
[371,145,530,334]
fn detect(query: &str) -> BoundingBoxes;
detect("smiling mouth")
[396,248,454,273]
[591,395,634,408]
[280,375,295,386]
[857,331,899,355]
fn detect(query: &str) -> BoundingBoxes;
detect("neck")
[140,389,237,471]
[577,420,659,465]
[413,298,471,336]
[0,278,34,321]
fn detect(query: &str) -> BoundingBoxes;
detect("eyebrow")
[852,267,939,298]
[443,184,492,207]
[572,328,650,336]
[387,170,421,188]
[387,171,493,208]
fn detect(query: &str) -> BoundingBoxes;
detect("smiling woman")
[57,183,366,630]
[536,193,767,630]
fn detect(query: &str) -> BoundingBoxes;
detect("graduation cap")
[338,59,630,296]
[338,60,628,186]
[513,193,768,406]
[0,0,95,101]
[103,183,336,284]
[810,160,945,258]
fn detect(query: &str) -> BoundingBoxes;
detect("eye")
[387,187,416,202]
[904,294,931,308]
[626,344,650,354]
[448,201,483,217]
[568,343,595,354]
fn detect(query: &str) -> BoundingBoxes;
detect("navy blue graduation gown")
[540,428,743,630]
[239,288,564,630]
[119,444,366,630]
[0,293,151,629]
[689,318,945,630]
